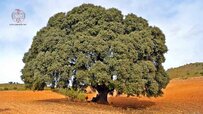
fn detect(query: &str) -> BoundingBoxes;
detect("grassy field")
[167,62,203,79]
[0,83,26,91]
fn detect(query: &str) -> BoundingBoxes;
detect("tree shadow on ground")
[0,108,10,112]
[108,96,155,110]
[36,96,155,110]
[36,98,70,104]
[36,98,87,106]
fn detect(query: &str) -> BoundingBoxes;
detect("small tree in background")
[21,4,169,104]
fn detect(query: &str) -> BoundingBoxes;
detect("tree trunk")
[92,85,109,104]
[96,90,108,104]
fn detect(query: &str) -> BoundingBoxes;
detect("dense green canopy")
[21,4,169,103]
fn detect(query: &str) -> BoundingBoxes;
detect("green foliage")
[0,84,26,91]
[200,72,203,76]
[167,62,203,79]
[54,88,86,101]
[22,4,168,97]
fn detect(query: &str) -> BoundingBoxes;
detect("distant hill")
[167,62,203,79]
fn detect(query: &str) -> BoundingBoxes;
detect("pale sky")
[0,0,203,83]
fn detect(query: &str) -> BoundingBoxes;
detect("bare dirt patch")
[109,77,203,113]
[0,77,203,114]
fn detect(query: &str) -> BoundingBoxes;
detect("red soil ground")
[0,77,203,114]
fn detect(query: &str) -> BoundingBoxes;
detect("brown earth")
[0,77,203,114]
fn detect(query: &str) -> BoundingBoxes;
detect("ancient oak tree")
[22,4,169,104]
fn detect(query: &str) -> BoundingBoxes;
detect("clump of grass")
[4,87,9,90]
[181,76,188,80]
[13,87,17,90]
[200,72,203,76]
[186,72,190,75]
[53,88,86,102]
